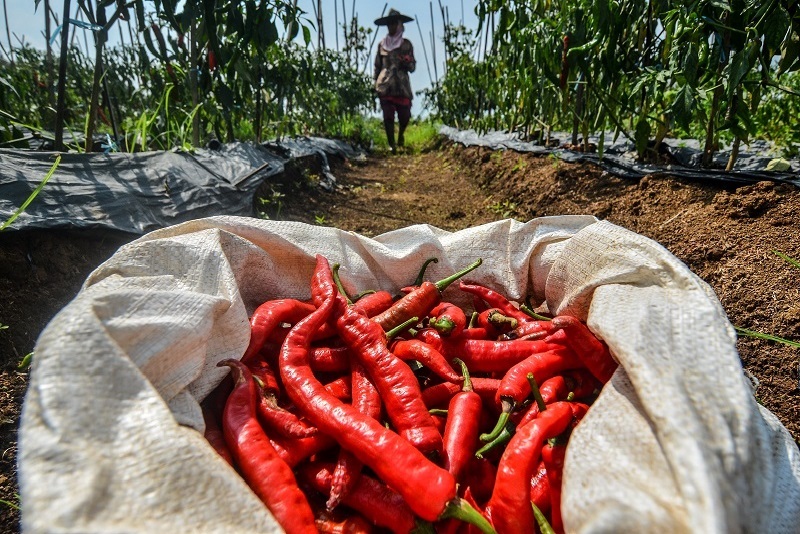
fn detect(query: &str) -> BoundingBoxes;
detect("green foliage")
[425,0,800,164]
[0,2,374,151]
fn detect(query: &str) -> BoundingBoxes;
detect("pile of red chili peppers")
[202,254,618,534]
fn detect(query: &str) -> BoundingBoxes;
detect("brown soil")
[1,141,798,531]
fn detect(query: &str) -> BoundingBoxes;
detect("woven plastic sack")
[19,215,800,533]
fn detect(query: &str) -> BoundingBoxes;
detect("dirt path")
[280,149,502,236]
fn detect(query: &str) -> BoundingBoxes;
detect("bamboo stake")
[45,0,56,120]
[55,0,73,150]
[414,16,432,83]
[363,3,387,74]
[334,0,339,50]
[317,0,324,49]
[2,0,13,64]
[429,2,437,81]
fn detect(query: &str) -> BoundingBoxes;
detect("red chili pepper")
[270,432,337,468]
[494,349,581,407]
[311,345,351,373]
[323,375,352,401]
[477,309,518,337]
[334,294,443,456]
[328,362,380,510]
[202,402,233,466]
[498,319,557,341]
[486,401,574,534]
[542,441,566,534]
[282,256,494,532]
[248,360,282,397]
[563,367,602,399]
[421,378,501,408]
[442,359,483,483]
[353,290,394,317]
[482,351,578,443]
[462,457,497,506]
[315,513,373,534]
[441,336,569,373]
[516,375,569,428]
[217,359,316,534]
[256,384,318,439]
[458,327,493,340]
[208,50,218,70]
[529,458,552,516]
[372,259,482,331]
[300,462,418,534]
[279,256,454,520]
[458,282,532,324]
[549,315,618,383]
[242,299,315,364]
[429,301,467,337]
[390,339,462,383]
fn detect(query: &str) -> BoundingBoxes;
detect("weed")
[314,214,327,225]
[0,495,20,511]
[489,200,518,218]
[17,352,33,371]
[1,155,61,231]
[512,157,528,172]
[257,187,286,219]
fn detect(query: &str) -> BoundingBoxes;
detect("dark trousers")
[380,100,411,149]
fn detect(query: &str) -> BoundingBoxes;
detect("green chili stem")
[468,311,479,328]
[431,316,456,335]
[488,310,518,329]
[519,303,552,321]
[475,423,514,458]
[331,263,353,305]
[429,408,449,416]
[532,503,556,534]
[413,257,439,286]
[452,358,472,392]
[440,498,497,534]
[527,372,547,413]
[385,316,420,340]
[566,391,575,401]
[479,399,514,442]
[435,258,483,293]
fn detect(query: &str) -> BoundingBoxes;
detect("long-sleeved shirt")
[373,39,416,101]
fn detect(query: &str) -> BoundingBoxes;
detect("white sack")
[19,215,800,533]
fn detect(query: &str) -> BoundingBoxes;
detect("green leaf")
[683,42,700,88]
[778,31,800,74]
[215,82,235,111]
[671,85,696,131]
[727,42,757,98]
[302,24,311,46]
[735,327,800,348]
[1,155,61,231]
[773,251,800,269]
[763,7,790,53]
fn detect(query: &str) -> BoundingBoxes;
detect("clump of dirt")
[1,140,798,532]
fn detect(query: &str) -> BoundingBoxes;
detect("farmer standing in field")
[373,9,416,154]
